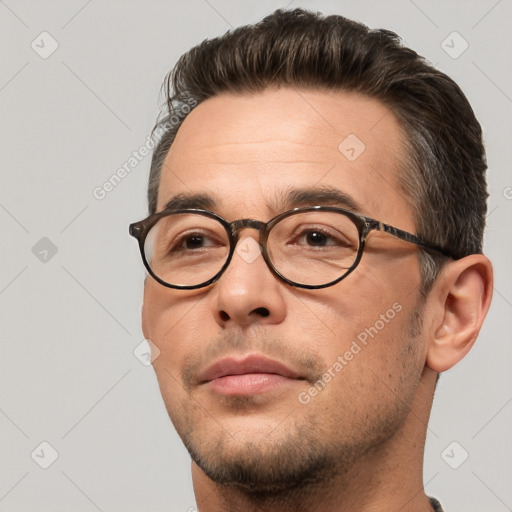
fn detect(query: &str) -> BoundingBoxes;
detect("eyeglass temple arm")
[367,219,452,258]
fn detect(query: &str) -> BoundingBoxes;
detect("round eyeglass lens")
[144,213,230,287]
[266,210,360,286]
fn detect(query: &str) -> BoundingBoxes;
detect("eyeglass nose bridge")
[224,218,280,285]
[229,218,267,239]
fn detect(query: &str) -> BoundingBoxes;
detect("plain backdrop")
[1,1,511,511]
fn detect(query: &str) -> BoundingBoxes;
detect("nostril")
[219,311,230,321]
[253,307,270,317]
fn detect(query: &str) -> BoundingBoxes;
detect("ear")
[426,254,493,372]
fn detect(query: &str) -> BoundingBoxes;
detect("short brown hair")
[148,8,488,292]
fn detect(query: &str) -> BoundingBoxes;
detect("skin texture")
[141,87,493,512]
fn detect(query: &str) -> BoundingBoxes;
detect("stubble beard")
[179,394,413,504]
[168,301,426,502]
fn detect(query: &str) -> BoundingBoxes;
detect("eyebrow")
[163,193,217,212]
[162,186,364,215]
[271,186,364,214]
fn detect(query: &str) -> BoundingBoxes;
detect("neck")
[191,367,437,512]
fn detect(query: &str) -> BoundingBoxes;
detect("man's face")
[142,88,428,492]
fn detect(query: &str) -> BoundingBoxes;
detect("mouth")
[198,354,305,396]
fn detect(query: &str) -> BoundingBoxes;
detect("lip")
[198,354,303,395]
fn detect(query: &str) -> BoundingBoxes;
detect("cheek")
[142,283,196,364]
[305,266,423,381]
[315,305,424,425]
[142,282,221,384]
[141,284,201,418]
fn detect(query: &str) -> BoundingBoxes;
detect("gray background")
[1,0,511,511]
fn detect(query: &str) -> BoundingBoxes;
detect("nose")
[211,235,287,328]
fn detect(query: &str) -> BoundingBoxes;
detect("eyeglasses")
[129,206,451,290]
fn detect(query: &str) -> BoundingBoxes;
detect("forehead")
[158,87,413,229]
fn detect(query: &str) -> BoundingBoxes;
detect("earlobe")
[426,254,493,373]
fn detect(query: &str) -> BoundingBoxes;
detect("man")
[130,9,493,512]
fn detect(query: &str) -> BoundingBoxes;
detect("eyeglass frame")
[129,205,452,290]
